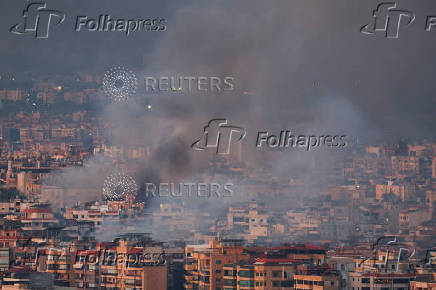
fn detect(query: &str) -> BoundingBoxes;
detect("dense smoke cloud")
[1,0,435,138]
[12,0,436,240]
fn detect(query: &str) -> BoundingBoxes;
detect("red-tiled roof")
[272,243,324,251]
[22,208,51,213]
[255,257,300,264]
[127,248,142,254]
[76,250,98,256]
[363,273,421,278]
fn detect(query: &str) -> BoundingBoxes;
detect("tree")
[0,188,22,202]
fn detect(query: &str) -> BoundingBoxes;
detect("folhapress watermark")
[361,2,436,39]
[75,15,166,35]
[358,236,415,272]
[10,2,65,39]
[10,1,166,39]
[361,3,414,39]
[192,119,348,154]
[192,119,246,155]
[144,182,234,198]
[256,131,347,151]
[73,249,166,267]
[32,248,166,269]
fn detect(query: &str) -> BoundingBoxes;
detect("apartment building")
[20,208,58,234]
[399,208,432,234]
[184,239,251,290]
[391,156,420,175]
[37,247,71,287]
[349,272,417,290]
[410,273,436,289]
[98,238,167,290]
[226,204,270,241]
[294,264,341,290]
[223,259,296,289]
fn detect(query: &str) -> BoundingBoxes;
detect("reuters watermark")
[144,182,234,198]
[144,76,234,92]
[101,68,236,103]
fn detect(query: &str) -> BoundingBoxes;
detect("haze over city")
[0,0,435,289]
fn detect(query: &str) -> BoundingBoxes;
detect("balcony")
[185,264,197,271]
[101,268,118,276]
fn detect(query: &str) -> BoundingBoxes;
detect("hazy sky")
[1,0,436,139]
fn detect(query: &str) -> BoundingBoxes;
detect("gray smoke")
[24,0,436,241]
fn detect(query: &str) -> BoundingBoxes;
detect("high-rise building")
[223,260,296,289]
[184,239,251,289]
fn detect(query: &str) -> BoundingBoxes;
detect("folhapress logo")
[10,1,167,39]
[361,2,415,39]
[192,119,246,155]
[75,16,166,35]
[192,120,349,154]
[10,2,65,39]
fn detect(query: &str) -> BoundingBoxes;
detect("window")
[393,279,410,284]
[272,281,279,287]
[272,271,281,278]
[238,281,254,287]
[238,270,254,278]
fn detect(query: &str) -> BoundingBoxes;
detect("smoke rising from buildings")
[1,0,435,139]
[26,0,436,240]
